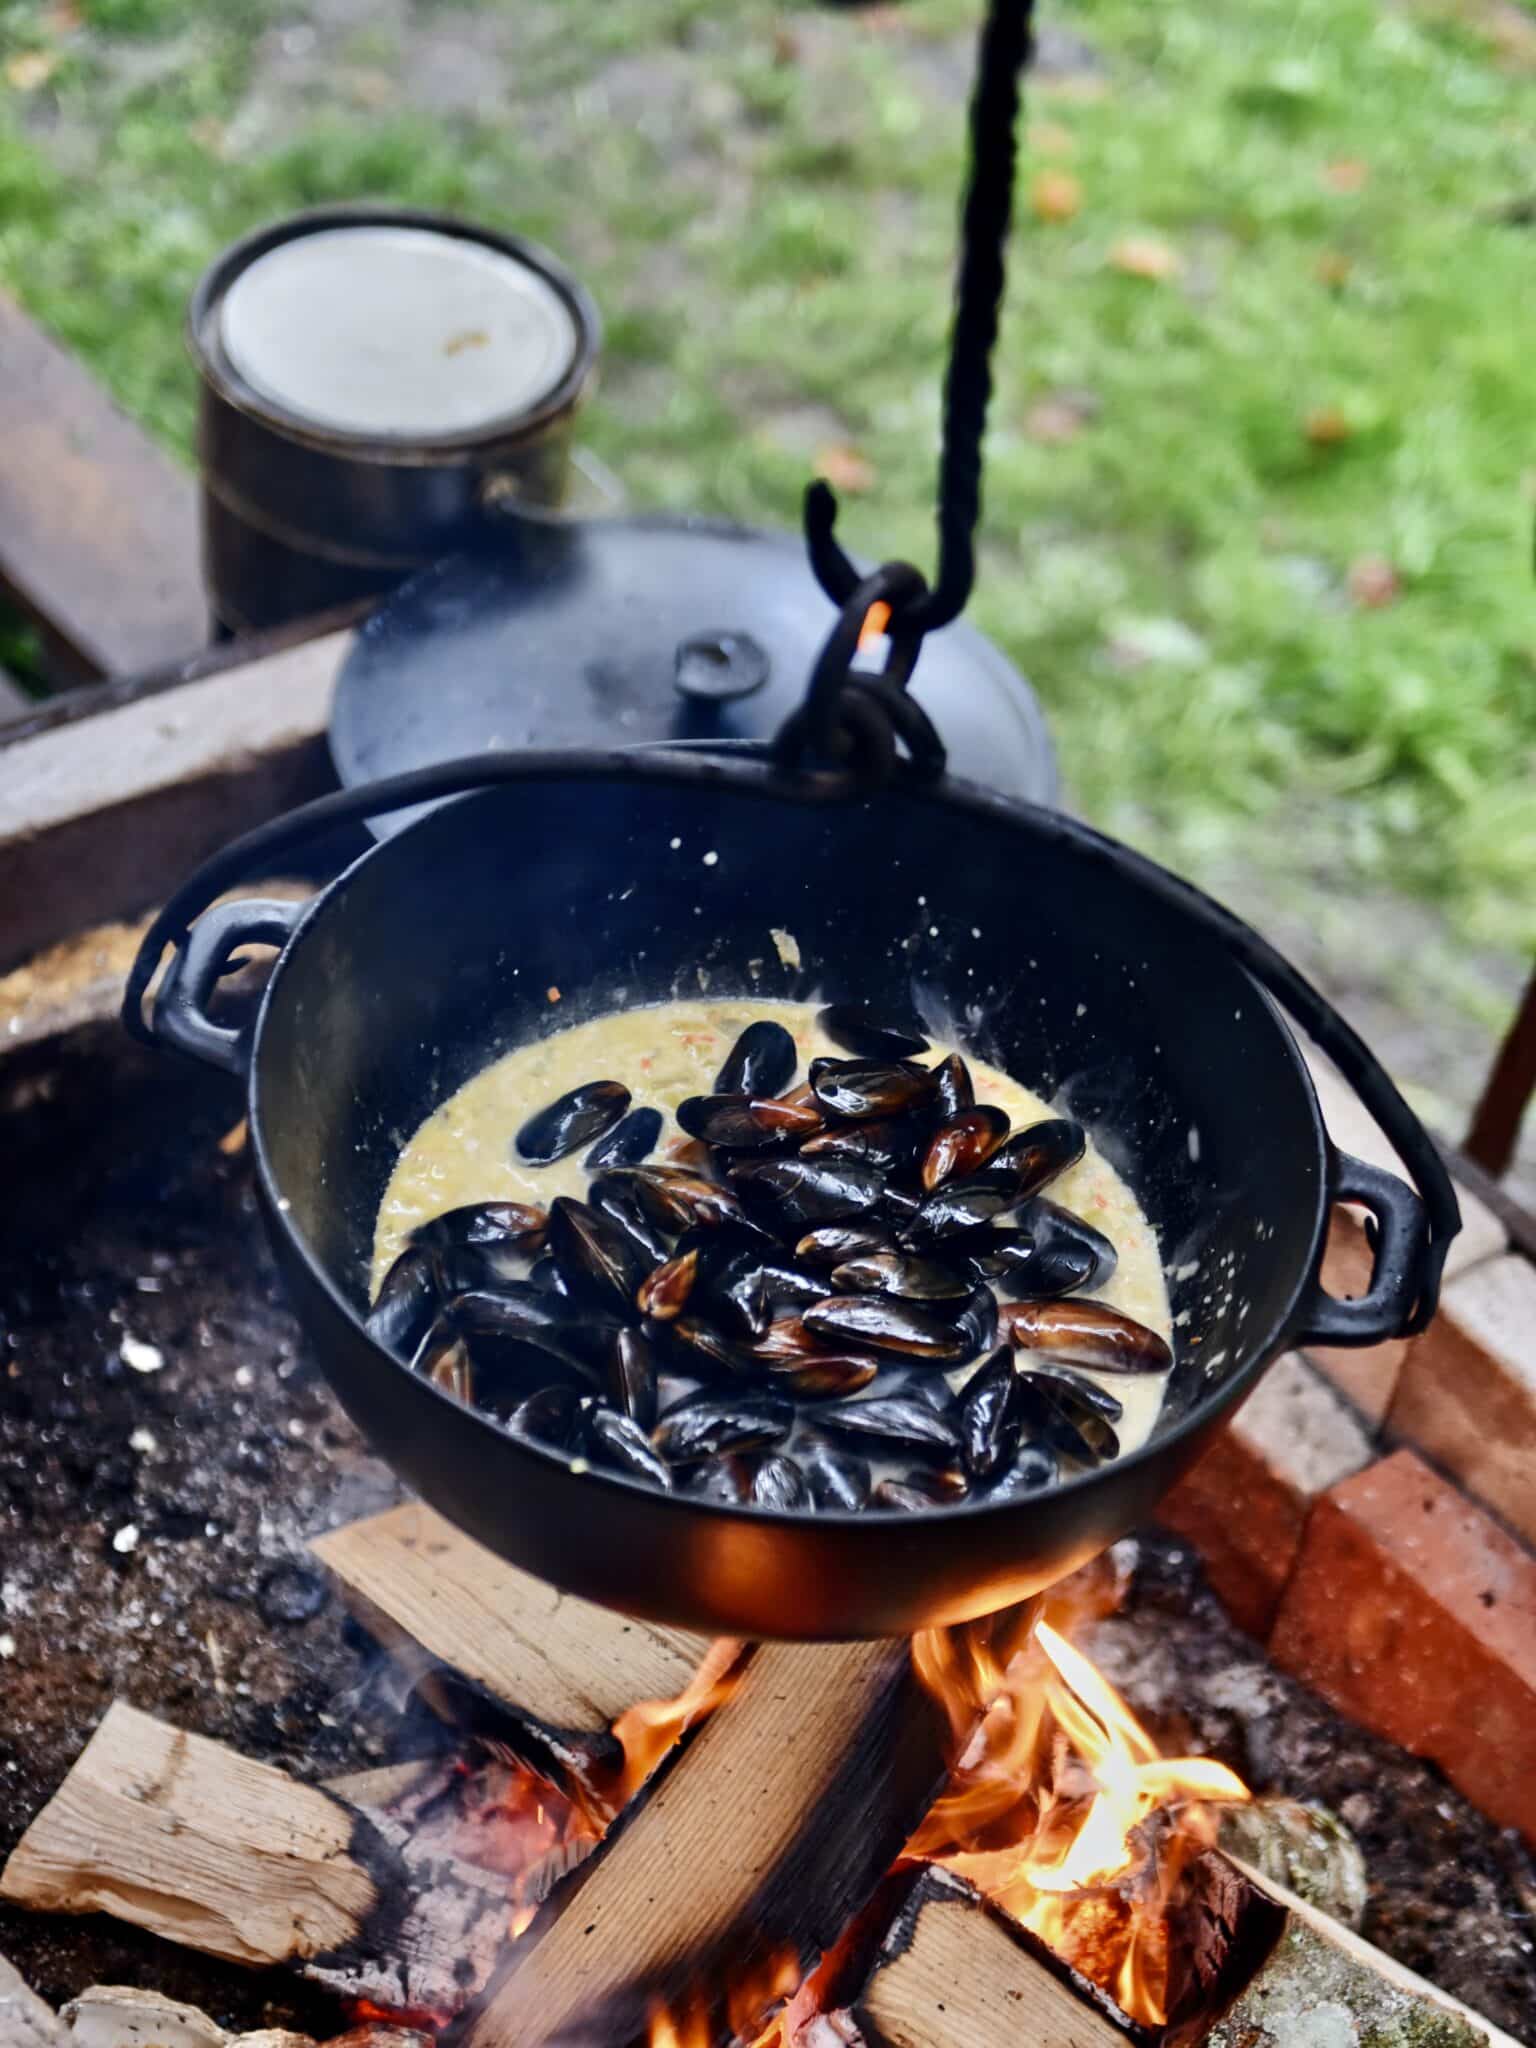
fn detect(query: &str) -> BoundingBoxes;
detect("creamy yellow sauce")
[374,999,1172,1460]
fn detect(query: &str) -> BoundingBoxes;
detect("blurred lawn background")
[1,0,1535,1126]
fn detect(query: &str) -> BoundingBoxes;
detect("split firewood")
[0,1952,67,2048]
[310,1503,711,1743]
[227,2035,317,2048]
[60,1985,229,2048]
[465,1623,1031,2048]
[847,1869,1135,2048]
[0,1703,509,2020]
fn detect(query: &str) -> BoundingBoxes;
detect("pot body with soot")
[149,757,1444,1638]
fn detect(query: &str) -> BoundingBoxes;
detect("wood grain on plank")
[311,1501,709,1732]
[0,290,205,678]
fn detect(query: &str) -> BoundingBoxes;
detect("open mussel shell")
[412,1316,474,1403]
[715,1019,798,1098]
[516,1081,631,1165]
[829,1251,971,1303]
[795,1223,895,1270]
[959,1348,1024,1481]
[588,1406,674,1489]
[653,1391,795,1465]
[981,1118,1087,1206]
[366,1245,442,1360]
[931,1053,974,1120]
[409,1200,549,1256]
[984,1441,1061,1500]
[1001,1298,1172,1375]
[814,1394,962,1462]
[548,1196,650,1315]
[676,1093,822,1150]
[603,1326,661,1428]
[803,1295,970,1362]
[921,1107,1011,1191]
[728,1155,887,1230]
[798,1437,873,1512]
[508,1382,587,1452]
[586,1107,664,1170]
[636,1248,699,1321]
[817,1005,930,1062]
[751,1453,810,1511]
[808,1058,936,1122]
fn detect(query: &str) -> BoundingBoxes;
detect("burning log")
[0,1703,508,2020]
[465,1622,1036,2048]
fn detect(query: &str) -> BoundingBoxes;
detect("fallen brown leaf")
[816,444,876,494]
[1346,556,1401,608]
[1023,390,1098,443]
[1108,235,1181,281]
[1314,250,1353,287]
[5,49,58,91]
[771,26,799,66]
[1322,158,1369,193]
[1030,168,1082,224]
[1029,120,1076,158]
[1303,406,1353,447]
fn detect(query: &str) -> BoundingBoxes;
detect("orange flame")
[605,1637,745,1814]
[909,1608,1248,2025]
[645,1947,801,2048]
[856,600,891,652]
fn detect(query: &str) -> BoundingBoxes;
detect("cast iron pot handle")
[1292,1150,1426,1349]
[151,898,306,1076]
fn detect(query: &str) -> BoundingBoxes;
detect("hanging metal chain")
[777,0,1036,784]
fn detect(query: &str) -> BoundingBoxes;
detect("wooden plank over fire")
[0,289,206,681]
[464,1626,1008,2048]
[0,629,347,971]
[311,1502,710,1732]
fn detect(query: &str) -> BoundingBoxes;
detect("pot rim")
[240,754,1332,1539]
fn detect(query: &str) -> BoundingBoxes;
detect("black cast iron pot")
[140,749,1454,1639]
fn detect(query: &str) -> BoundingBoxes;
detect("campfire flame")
[606,1638,744,1815]
[908,1606,1249,2025]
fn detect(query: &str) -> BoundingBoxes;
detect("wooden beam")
[1465,961,1536,1180]
[464,1628,992,2048]
[0,289,206,680]
[311,1503,710,1735]
[0,1703,507,2019]
[0,629,347,970]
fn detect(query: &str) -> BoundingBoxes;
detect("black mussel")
[931,1052,975,1120]
[653,1392,795,1465]
[803,1295,970,1362]
[410,1201,549,1256]
[509,1382,586,1451]
[586,1107,664,1170]
[815,1394,962,1462]
[516,1081,631,1165]
[749,1314,820,1360]
[817,1005,930,1061]
[757,1260,836,1313]
[706,1252,773,1340]
[828,1251,971,1303]
[984,1441,1060,1500]
[872,1479,936,1512]
[413,1316,473,1403]
[1000,1298,1171,1375]
[921,1107,1011,1191]
[885,1368,961,1416]
[636,1248,699,1321]
[604,1326,661,1428]
[676,1093,822,1150]
[447,1283,605,1384]
[1024,1200,1120,1295]
[981,1119,1087,1206]
[799,1438,873,1512]
[547,1196,649,1316]
[795,1223,895,1269]
[959,1348,1023,1481]
[690,1453,757,1505]
[603,1164,747,1232]
[899,1178,1011,1246]
[526,1254,570,1298]
[896,1464,971,1503]
[800,1116,925,1177]
[1017,1370,1122,1460]
[589,1174,673,1265]
[969,1226,1096,1302]
[879,1184,923,1226]
[751,1453,810,1511]
[728,1156,886,1229]
[655,1313,758,1384]
[587,1406,674,1489]
[808,1058,936,1122]
[760,1350,880,1399]
[953,1284,999,1359]
[715,1019,798,1098]
[1024,1365,1123,1423]
[366,1246,441,1360]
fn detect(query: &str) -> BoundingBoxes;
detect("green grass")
[2,0,1535,954]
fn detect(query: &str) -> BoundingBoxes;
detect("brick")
[1300,1056,1505,1420]
[1159,1352,1373,1636]
[1387,1253,1536,1550]
[1269,1450,1536,1844]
